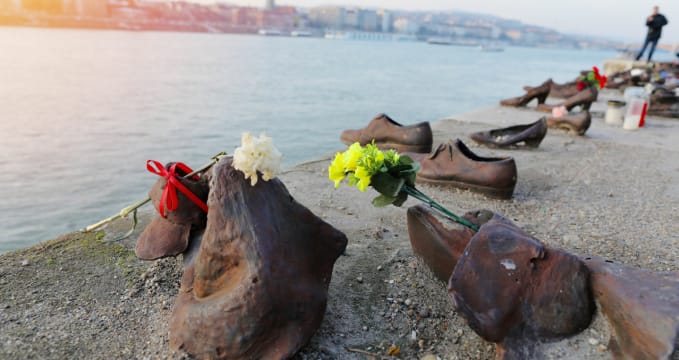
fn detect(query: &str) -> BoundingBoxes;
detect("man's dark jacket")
[647,14,668,41]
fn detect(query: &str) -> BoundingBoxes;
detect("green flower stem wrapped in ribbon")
[328,142,478,231]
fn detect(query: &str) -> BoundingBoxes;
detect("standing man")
[636,6,668,62]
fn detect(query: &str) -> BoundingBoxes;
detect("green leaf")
[372,194,397,207]
[399,155,414,165]
[371,172,405,197]
[391,191,409,207]
[402,158,420,186]
[389,163,414,174]
[406,171,417,186]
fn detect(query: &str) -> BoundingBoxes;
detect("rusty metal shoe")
[340,113,433,153]
[545,110,591,135]
[407,139,517,199]
[449,213,594,355]
[135,162,211,260]
[406,205,492,282]
[169,157,348,359]
[537,86,598,113]
[408,206,595,358]
[500,79,551,107]
[522,78,554,92]
[469,117,547,148]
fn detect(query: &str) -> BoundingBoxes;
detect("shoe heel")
[537,93,548,104]
[581,101,592,111]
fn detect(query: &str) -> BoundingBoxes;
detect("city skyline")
[203,0,679,44]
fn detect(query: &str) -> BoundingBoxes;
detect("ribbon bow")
[146,160,208,218]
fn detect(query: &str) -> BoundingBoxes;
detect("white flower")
[233,132,282,186]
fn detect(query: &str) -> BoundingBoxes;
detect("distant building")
[231,7,258,26]
[504,29,522,41]
[329,7,376,31]
[21,0,62,13]
[308,6,344,29]
[258,5,295,30]
[343,8,357,28]
[393,18,420,35]
[0,0,20,13]
[380,10,392,32]
[358,9,377,31]
[490,25,502,39]
[63,0,109,17]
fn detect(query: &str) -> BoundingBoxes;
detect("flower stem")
[402,185,479,231]
[83,152,227,233]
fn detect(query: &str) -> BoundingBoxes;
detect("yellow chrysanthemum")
[358,143,385,175]
[342,142,363,172]
[328,152,346,188]
[355,166,371,192]
[384,150,400,166]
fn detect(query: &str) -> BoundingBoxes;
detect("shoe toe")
[340,129,361,145]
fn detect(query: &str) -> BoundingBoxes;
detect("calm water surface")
[1,27,622,251]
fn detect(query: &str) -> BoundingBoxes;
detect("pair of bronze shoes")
[135,158,348,359]
[407,206,595,357]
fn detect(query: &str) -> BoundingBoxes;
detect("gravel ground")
[1,98,678,359]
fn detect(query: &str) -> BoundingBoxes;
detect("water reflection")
[0,27,618,251]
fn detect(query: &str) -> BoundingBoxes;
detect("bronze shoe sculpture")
[500,79,551,107]
[522,78,555,93]
[545,110,591,135]
[340,113,433,153]
[469,117,547,148]
[584,257,679,359]
[406,206,491,281]
[450,213,594,357]
[407,206,594,358]
[524,78,579,99]
[537,86,598,113]
[406,139,517,199]
[135,161,211,260]
[168,157,348,359]
[548,81,579,98]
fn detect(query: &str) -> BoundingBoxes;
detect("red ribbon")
[146,160,208,218]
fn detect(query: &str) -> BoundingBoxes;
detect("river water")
[0,27,625,251]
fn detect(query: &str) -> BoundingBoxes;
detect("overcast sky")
[197,0,679,44]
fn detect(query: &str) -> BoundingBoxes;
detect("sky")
[195,0,679,44]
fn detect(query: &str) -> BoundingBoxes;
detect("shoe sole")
[415,177,514,200]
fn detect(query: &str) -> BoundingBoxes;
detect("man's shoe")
[469,117,547,148]
[407,139,517,199]
[340,113,433,153]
